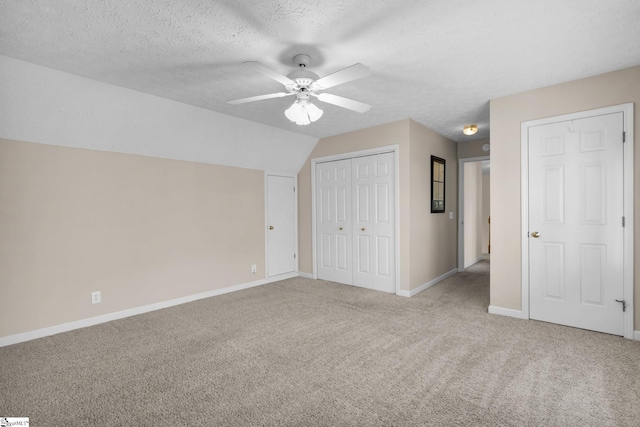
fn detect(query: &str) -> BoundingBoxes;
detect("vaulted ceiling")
[1,0,639,143]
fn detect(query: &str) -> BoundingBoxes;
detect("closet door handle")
[361,227,365,231]
[339,227,343,231]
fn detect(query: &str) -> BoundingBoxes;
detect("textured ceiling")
[1,0,639,143]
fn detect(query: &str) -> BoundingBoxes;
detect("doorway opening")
[458,156,490,272]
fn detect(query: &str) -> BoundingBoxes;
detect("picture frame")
[431,155,445,213]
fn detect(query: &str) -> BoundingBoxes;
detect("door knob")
[361,227,365,231]
[531,231,540,238]
[269,225,274,230]
[339,227,343,230]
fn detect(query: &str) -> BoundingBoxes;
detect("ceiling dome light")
[463,124,478,136]
[285,99,323,126]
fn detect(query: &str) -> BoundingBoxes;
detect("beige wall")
[0,138,265,338]
[458,138,490,159]
[490,65,640,329]
[408,120,458,288]
[297,119,457,292]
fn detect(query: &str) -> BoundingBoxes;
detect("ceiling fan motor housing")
[287,54,319,89]
[287,69,319,89]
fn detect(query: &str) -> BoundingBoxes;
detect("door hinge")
[615,299,626,312]
[622,216,626,227]
[294,253,296,259]
[623,131,626,143]
[293,187,296,192]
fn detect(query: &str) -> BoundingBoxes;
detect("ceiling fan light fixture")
[285,99,323,126]
[463,124,478,136]
[305,102,323,122]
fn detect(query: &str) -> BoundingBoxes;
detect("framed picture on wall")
[431,155,445,213]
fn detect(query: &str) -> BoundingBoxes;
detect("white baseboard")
[0,275,296,348]
[397,268,458,298]
[488,305,529,320]
[298,272,314,279]
[266,271,299,281]
[634,331,640,341]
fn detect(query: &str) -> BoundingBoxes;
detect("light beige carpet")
[1,261,639,426]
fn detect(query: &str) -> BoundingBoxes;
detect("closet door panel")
[315,159,352,285]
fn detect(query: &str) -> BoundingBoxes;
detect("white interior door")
[316,159,352,285]
[352,153,395,292]
[528,112,625,335]
[266,175,296,277]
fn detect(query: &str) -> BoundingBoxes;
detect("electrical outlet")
[251,264,257,274]
[91,291,101,304]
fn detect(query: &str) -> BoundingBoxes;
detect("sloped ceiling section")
[0,55,318,175]
[1,0,639,143]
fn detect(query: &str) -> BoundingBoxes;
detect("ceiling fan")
[227,54,372,126]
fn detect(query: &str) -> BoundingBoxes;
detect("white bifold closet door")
[316,152,395,293]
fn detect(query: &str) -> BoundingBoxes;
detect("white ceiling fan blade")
[227,92,294,104]
[245,61,295,86]
[312,63,371,90]
[316,93,371,113]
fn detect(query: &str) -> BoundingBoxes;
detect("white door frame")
[311,145,400,295]
[457,156,490,272]
[520,103,634,339]
[265,172,299,279]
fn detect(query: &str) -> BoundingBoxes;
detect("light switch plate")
[91,291,101,304]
